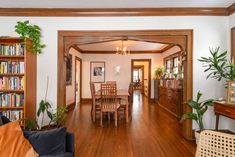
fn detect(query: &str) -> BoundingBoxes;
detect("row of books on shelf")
[0,110,24,122]
[0,93,24,107]
[0,43,24,56]
[0,77,24,90]
[0,61,24,74]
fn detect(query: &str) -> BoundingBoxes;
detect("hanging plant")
[15,20,46,54]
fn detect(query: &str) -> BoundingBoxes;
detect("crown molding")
[228,3,235,15]
[0,7,230,17]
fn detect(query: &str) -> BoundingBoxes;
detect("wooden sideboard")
[158,86,183,119]
[214,101,235,130]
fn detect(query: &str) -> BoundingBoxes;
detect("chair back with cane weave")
[195,130,235,157]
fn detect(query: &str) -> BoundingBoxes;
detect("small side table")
[214,101,235,130]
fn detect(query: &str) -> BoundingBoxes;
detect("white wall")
[0,16,231,129]
[66,48,82,105]
[82,53,163,98]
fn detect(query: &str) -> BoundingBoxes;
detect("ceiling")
[0,0,234,8]
[78,40,169,51]
[75,39,173,53]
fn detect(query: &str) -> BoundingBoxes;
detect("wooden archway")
[58,30,193,140]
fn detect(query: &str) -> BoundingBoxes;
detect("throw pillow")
[0,121,38,157]
[24,127,67,156]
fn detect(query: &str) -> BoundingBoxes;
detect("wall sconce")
[115,66,120,75]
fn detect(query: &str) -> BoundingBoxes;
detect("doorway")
[58,30,193,140]
[131,59,151,98]
[75,56,82,106]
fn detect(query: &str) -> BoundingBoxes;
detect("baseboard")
[81,98,92,103]
[66,102,76,111]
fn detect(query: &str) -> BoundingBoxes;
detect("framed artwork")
[90,61,105,83]
[66,54,72,85]
[227,81,235,104]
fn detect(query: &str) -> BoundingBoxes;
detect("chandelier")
[116,38,130,55]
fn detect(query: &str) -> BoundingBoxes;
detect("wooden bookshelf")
[0,37,37,127]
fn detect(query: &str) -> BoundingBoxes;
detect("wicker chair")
[100,83,120,127]
[195,130,235,157]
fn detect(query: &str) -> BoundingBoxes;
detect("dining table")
[93,89,130,123]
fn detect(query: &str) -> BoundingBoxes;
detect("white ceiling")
[78,40,169,51]
[0,0,234,8]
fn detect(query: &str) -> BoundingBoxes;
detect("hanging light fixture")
[116,37,130,55]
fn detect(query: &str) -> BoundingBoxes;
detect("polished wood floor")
[65,91,196,157]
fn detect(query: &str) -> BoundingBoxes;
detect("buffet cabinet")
[158,86,183,119]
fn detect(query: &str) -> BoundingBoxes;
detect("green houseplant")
[198,47,235,81]
[181,91,214,132]
[181,91,214,143]
[153,66,164,79]
[49,106,68,128]
[37,77,53,129]
[15,20,46,54]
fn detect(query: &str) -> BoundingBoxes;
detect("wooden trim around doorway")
[131,59,151,99]
[74,56,82,104]
[57,29,193,140]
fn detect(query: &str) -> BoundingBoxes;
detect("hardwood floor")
[65,91,196,157]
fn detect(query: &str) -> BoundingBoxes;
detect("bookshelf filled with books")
[0,37,36,127]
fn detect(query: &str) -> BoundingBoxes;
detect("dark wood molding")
[0,7,229,17]
[72,46,83,53]
[228,3,235,15]
[67,102,76,111]
[81,98,92,103]
[231,27,235,61]
[161,44,176,53]
[74,56,82,104]
[58,29,193,140]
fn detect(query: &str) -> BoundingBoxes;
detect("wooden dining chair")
[90,82,101,122]
[100,83,120,127]
[119,83,134,119]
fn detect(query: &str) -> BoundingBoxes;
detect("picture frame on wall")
[227,81,235,104]
[66,54,72,85]
[90,61,105,83]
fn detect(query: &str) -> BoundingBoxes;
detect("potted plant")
[15,20,46,54]
[49,106,68,128]
[37,77,53,129]
[181,91,214,143]
[153,66,164,79]
[198,47,235,82]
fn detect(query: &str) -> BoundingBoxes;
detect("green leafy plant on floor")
[37,77,53,129]
[198,47,235,81]
[49,106,68,128]
[181,91,214,132]
[15,20,46,54]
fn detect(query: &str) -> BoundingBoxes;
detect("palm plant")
[198,47,235,81]
[181,91,214,132]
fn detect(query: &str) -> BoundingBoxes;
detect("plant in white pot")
[181,91,214,144]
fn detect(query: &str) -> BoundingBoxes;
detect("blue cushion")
[24,127,67,156]
[40,152,73,157]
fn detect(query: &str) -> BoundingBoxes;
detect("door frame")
[74,56,82,104]
[131,59,151,98]
[133,65,144,93]
[57,29,193,140]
